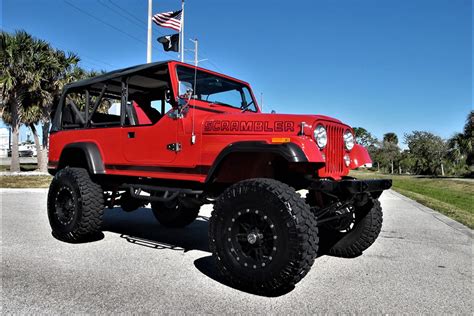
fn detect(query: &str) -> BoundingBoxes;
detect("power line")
[97,0,176,55]
[2,25,115,68]
[64,0,177,60]
[104,0,223,70]
[64,0,146,44]
[97,0,146,30]
[107,0,146,26]
[105,0,172,38]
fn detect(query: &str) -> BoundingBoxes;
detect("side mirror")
[271,110,276,114]
[165,89,172,103]
[176,81,194,108]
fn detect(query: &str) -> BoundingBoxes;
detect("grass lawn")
[351,170,473,229]
[1,175,52,188]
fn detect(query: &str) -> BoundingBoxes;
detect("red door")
[122,115,178,164]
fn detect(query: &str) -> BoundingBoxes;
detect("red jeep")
[47,61,391,294]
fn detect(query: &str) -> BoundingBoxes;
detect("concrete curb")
[389,189,472,238]
[0,188,49,193]
[0,172,50,176]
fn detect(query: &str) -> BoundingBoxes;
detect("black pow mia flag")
[157,34,179,52]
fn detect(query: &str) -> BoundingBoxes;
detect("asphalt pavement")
[1,189,472,313]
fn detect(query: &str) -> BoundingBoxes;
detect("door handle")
[128,131,135,138]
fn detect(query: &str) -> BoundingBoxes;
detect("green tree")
[463,110,473,167]
[381,132,400,174]
[353,127,377,147]
[0,30,80,172]
[404,131,447,175]
[446,111,474,176]
[29,50,80,172]
[383,132,399,145]
[0,31,49,171]
[399,149,416,174]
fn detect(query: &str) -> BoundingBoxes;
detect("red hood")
[201,112,350,135]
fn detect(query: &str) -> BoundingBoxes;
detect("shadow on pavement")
[102,207,210,253]
[193,255,295,297]
[102,207,358,297]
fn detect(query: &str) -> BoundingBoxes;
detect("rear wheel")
[47,167,104,242]
[209,178,318,295]
[151,200,200,228]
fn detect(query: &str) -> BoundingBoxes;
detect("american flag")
[152,10,182,32]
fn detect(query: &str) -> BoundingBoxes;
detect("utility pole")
[189,39,207,66]
[147,0,152,63]
[180,0,185,62]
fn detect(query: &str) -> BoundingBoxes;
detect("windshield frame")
[172,63,260,113]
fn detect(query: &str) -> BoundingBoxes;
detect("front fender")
[289,137,325,163]
[349,144,372,169]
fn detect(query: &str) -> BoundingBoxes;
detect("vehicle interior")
[59,65,173,130]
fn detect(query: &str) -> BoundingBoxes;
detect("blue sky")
[1,0,472,145]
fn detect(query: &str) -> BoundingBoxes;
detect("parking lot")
[1,189,472,313]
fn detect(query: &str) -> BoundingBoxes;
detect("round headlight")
[314,125,327,149]
[343,130,355,151]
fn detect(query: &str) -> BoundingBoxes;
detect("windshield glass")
[176,66,257,112]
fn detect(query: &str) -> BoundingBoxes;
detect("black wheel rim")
[326,206,356,233]
[54,187,76,226]
[226,208,278,269]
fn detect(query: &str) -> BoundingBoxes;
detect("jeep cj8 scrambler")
[47,61,391,294]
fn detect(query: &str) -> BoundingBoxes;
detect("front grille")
[324,123,345,176]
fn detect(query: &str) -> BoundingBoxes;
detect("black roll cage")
[51,61,172,132]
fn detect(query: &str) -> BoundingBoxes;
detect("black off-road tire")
[209,178,319,295]
[306,191,382,258]
[325,199,382,257]
[151,201,200,228]
[47,167,104,243]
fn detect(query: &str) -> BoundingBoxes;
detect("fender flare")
[205,141,308,182]
[59,142,105,174]
[349,144,372,169]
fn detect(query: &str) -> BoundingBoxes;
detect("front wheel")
[209,178,319,295]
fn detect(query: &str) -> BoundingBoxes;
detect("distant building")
[0,127,10,157]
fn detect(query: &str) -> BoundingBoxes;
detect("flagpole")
[147,0,152,63]
[180,0,185,62]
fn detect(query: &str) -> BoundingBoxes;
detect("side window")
[61,87,122,129]
[62,92,87,129]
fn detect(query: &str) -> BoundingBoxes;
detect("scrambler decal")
[204,120,295,133]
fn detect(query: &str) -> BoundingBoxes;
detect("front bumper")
[310,178,392,195]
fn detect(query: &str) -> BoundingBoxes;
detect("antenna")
[190,38,198,144]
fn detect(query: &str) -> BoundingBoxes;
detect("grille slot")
[324,124,344,175]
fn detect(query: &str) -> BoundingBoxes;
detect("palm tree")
[382,132,400,174]
[31,49,80,172]
[1,30,81,172]
[0,31,46,172]
[383,132,399,145]
[447,133,468,166]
